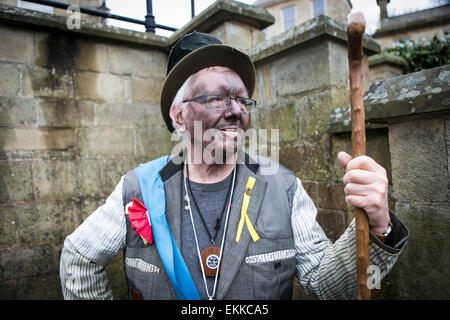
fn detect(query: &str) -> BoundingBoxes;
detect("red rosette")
[125,197,153,245]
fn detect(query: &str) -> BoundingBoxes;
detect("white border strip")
[245,249,296,264]
[125,257,160,274]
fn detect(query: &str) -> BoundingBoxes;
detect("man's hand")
[338,151,390,234]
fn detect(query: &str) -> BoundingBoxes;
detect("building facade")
[253,0,351,38]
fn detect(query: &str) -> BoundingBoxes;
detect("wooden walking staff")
[346,12,371,300]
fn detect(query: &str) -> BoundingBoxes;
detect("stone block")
[22,66,74,98]
[0,62,20,96]
[0,25,34,64]
[0,161,33,203]
[130,78,164,105]
[395,201,450,299]
[77,127,135,158]
[317,182,347,211]
[364,65,450,123]
[108,44,167,78]
[259,41,331,97]
[76,159,103,198]
[75,71,127,103]
[33,159,78,200]
[0,97,36,126]
[329,128,392,183]
[74,38,108,73]
[95,102,161,128]
[135,126,173,159]
[37,98,77,127]
[101,157,139,195]
[0,279,15,299]
[0,244,53,280]
[0,204,18,248]
[389,118,448,203]
[16,273,62,299]
[210,21,266,51]
[76,197,105,225]
[0,128,75,152]
[76,100,96,127]
[301,181,318,204]
[32,159,102,200]
[17,200,75,244]
[255,99,301,142]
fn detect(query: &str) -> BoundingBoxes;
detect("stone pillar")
[368,52,408,84]
[364,65,450,299]
[168,0,274,51]
[377,0,390,20]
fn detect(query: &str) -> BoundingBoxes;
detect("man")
[60,32,409,300]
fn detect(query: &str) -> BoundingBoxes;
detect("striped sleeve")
[291,178,401,300]
[60,176,126,299]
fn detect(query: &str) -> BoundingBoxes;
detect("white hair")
[171,74,193,135]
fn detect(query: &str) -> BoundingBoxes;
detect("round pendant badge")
[206,254,220,270]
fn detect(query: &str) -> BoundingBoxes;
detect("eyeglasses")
[182,95,257,114]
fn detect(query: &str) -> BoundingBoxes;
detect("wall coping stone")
[0,3,168,49]
[328,64,450,132]
[248,15,381,63]
[368,52,408,68]
[374,4,450,38]
[168,0,274,46]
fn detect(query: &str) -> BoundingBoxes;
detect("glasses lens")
[206,95,228,109]
[238,98,255,113]
[205,95,256,113]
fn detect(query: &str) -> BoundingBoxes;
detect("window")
[282,6,296,31]
[312,0,325,17]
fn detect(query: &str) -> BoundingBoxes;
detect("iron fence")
[21,0,197,33]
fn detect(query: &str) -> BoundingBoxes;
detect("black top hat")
[160,31,256,132]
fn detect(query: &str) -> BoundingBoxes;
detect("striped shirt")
[60,176,402,300]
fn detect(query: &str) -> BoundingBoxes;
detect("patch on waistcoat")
[245,249,296,264]
[125,257,160,274]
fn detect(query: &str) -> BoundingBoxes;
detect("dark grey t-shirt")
[180,173,233,300]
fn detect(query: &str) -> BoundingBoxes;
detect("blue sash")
[134,156,200,300]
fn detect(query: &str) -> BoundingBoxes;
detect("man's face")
[176,66,250,162]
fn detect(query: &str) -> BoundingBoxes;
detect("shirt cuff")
[369,210,409,254]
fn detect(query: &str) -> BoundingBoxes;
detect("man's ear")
[169,104,185,132]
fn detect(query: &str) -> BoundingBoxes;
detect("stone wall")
[0,3,171,299]
[329,65,450,299]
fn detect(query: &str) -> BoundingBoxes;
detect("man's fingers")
[345,155,385,173]
[337,151,353,169]
[345,194,368,208]
[344,182,373,196]
[343,169,379,185]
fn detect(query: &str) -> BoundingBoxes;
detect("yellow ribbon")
[235,177,260,243]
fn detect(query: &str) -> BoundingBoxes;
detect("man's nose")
[225,98,242,118]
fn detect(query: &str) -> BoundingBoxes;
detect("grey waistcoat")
[122,152,298,300]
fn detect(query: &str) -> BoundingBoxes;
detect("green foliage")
[385,33,449,73]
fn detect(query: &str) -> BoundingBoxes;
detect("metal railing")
[21,0,197,33]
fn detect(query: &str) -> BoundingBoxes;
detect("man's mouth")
[218,126,240,138]
[219,127,238,132]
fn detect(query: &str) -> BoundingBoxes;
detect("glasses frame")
[182,94,257,114]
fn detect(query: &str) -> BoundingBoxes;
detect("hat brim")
[160,44,256,132]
